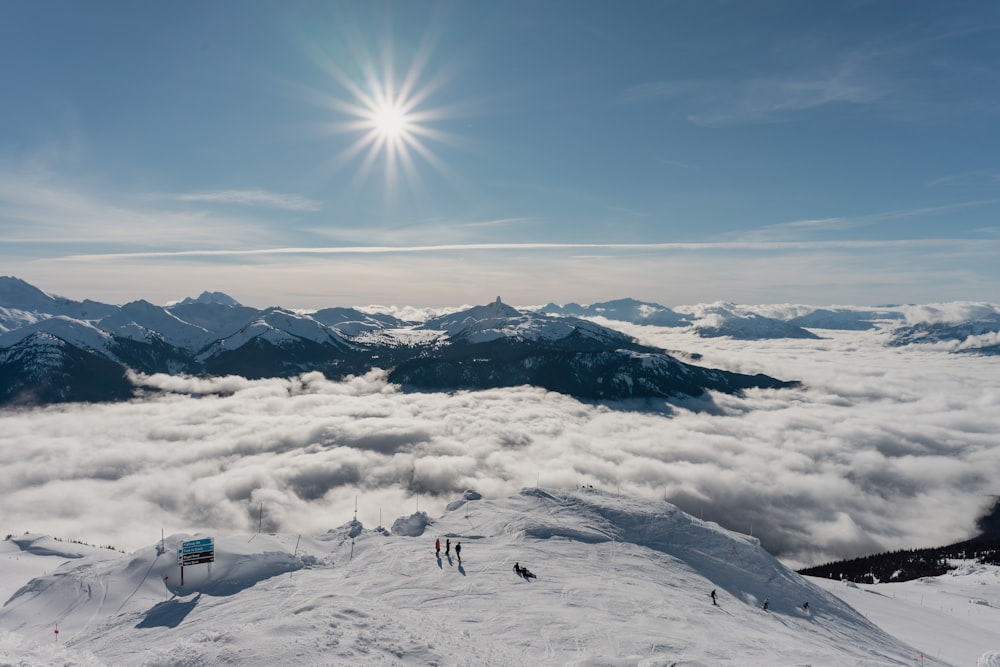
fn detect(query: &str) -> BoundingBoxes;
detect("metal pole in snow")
[258,503,263,534]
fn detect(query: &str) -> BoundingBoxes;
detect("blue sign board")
[179,538,214,554]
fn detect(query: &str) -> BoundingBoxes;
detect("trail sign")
[177,537,215,586]
[177,538,214,566]
[179,552,215,566]
[180,538,214,555]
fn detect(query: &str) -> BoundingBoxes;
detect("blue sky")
[2,1,999,308]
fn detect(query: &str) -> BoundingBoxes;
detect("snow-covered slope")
[682,303,822,340]
[98,300,214,351]
[174,291,242,307]
[0,488,943,666]
[787,307,904,331]
[0,276,117,321]
[309,306,411,337]
[811,562,1000,667]
[889,309,1000,355]
[421,296,630,345]
[197,308,353,357]
[538,298,693,328]
[0,316,116,356]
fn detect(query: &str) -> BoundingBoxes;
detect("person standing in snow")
[435,538,440,556]
[514,562,521,575]
[455,542,462,562]
[710,589,717,606]
[762,598,769,611]
[445,538,450,557]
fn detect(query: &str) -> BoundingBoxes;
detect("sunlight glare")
[311,25,462,196]
[372,103,407,140]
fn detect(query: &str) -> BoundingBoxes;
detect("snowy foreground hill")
[1,488,978,667]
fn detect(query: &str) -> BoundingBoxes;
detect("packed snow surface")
[0,488,959,666]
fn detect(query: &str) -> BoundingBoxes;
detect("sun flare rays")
[310,28,462,197]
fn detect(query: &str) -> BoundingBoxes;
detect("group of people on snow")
[710,589,809,614]
[433,536,534,579]
[434,537,462,562]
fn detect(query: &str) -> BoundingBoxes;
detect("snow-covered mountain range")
[0,279,795,407]
[2,486,982,666]
[3,277,1000,407]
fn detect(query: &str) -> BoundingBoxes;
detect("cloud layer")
[3,328,999,569]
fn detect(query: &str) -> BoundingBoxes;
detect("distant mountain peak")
[0,276,62,310]
[176,291,241,307]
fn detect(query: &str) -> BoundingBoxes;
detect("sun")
[309,34,460,194]
[372,102,408,140]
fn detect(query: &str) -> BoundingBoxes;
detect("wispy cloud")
[743,200,1000,242]
[170,189,323,211]
[458,217,534,229]
[0,171,261,247]
[656,158,700,171]
[928,171,1000,188]
[619,53,883,127]
[0,171,335,259]
[48,237,1000,263]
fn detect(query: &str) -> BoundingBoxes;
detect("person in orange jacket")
[435,538,440,556]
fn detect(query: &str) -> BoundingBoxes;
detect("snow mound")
[4,534,106,560]
[390,512,431,537]
[445,488,482,511]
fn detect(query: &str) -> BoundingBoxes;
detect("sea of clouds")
[2,316,999,569]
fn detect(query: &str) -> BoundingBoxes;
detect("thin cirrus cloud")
[169,189,323,212]
[0,172,295,247]
[48,238,1000,262]
[619,66,881,127]
[2,324,999,571]
[0,175,234,246]
[739,199,1000,242]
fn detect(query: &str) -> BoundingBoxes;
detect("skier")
[802,601,809,612]
[455,541,462,562]
[710,589,717,606]
[445,539,450,557]
[435,538,440,556]
[762,598,769,611]
[513,562,521,575]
